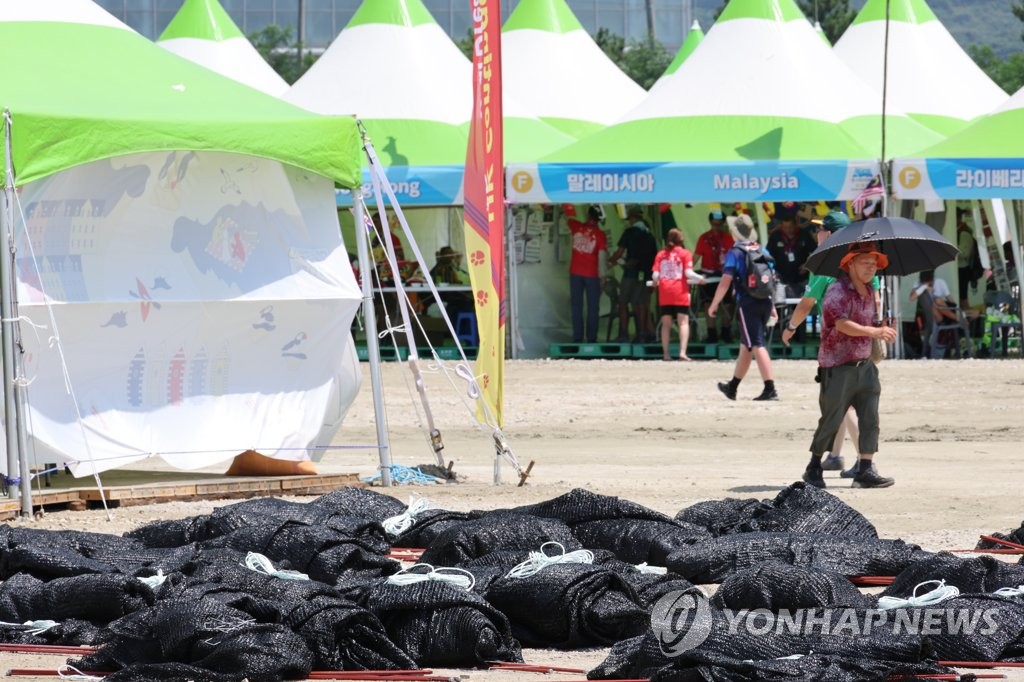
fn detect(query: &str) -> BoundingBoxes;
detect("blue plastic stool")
[455,312,478,347]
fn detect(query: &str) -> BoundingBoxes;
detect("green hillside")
[694,0,1023,59]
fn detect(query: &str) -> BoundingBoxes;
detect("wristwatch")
[786,323,798,332]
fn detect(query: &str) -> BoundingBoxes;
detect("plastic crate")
[356,345,408,361]
[549,342,633,359]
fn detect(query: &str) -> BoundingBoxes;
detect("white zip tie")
[58,666,103,681]
[506,542,594,579]
[0,619,59,635]
[634,562,668,575]
[386,563,475,590]
[382,497,432,538]
[877,579,960,611]
[137,570,166,589]
[993,585,1024,599]
[244,552,310,581]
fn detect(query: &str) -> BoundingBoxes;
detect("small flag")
[853,176,886,217]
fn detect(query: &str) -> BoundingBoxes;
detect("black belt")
[817,359,869,382]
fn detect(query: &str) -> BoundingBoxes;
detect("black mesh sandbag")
[589,611,932,679]
[0,525,157,579]
[921,594,1024,662]
[721,483,878,539]
[483,563,648,648]
[711,561,871,611]
[977,521,1024,549]
[674,498,764,537]
[508,488,674,525]
[0,571,155,624]
[164,549,415,671]
[203,519,399,583]
[392,509,485,549]
[592,554,697,609]
[309,487,407,521]
[363,578,522,666]
[0,617,107,646]
[665,532,926,583]
[71,597,313,682]
[418,514,580,566]
[123,515,211,548]
[882,552,1024,597]
[649,650,955,682]
[572,518,711,565]
[202,498,390,552]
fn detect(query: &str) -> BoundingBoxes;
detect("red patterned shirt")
[652,246,694,306]
[818,275,875,368]
[568,219,607,278]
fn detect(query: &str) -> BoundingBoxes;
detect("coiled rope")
[993,585,1024,599]
[634,562,668,575]
[506,542,594,579]
[137,570,167,589]
[244,552,310,581]
[0,619,59,635]
[877,579,960,610]
[383,497,431,538]
[386,563,475,590]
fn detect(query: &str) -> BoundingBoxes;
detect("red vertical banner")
[463,0,505,427]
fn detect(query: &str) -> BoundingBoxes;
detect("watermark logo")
[650,588,712,656]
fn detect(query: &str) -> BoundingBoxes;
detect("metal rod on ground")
[354,196,393,487]
[1007,199,1024,355]
[2,110,32,516]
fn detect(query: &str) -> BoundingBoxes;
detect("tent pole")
[1,110,32,515]
[507,208,519,360]
[354,197,393,487]
[1006,200,1024,355]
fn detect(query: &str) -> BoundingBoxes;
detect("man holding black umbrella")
[803,241,898,489]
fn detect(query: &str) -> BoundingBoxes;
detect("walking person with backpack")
[707,213,780,401]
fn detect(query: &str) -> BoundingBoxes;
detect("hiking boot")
[802,466,826,489]
[851,464,895,489]
[821,454,845,471]
[752,387,779,401]
[717,381,737,401]
[839,464,858,479]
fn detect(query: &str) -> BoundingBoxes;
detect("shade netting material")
[484,563,649,648]
[665,532,926,583]
[882,552,1024,597]
[674,498,763,537]
[916,594,1024,662]
[977,520,1024,549]
[0,525,160,579]
[72,597,314,682]
[0,571,155,625]
[392,509,484,549]
[720,483,878,539]
[358,578,523,667]
[711,561,871,611]
[418,514,580,566]
[647,650,955,682]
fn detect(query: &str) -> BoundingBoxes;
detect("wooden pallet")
[0,472,364,519]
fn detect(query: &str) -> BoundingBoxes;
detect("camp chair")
[918,290,972,359]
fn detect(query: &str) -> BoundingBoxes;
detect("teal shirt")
[805,274,880,312]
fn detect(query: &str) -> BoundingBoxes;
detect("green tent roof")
[158,0,243,41]
[503,0,583,34]
[718,0,806,23]
[852,0,937,25]
[347,0,436,28]
[1,20,361,188]
[663,21,704,78]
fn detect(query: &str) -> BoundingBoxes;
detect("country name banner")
[893,158,1024,200]
[506,160,881,203]
[335,165,465,207]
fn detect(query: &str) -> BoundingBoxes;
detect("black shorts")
[736,298,774,349]
[660,305,691,317]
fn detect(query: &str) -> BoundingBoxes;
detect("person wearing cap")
[783,210,880,479]
[766,209,817,305]
[429,246,473,319]
[566,205,609,343]
[608,205,658,343]
[694,210,735,343]
[802,241,898,490]
[707,213,779,402]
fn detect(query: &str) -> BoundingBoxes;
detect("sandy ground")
[5,358,1024,680]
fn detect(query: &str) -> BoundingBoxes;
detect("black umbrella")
[804,216,958,278]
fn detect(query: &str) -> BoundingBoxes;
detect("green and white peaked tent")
[834,0,1008,138]
[1,1,365,478]
[649,20,703,93]
[285,0,573,206]
[157,0,289,97]
[508,0,942,203]
[501,0,647,139]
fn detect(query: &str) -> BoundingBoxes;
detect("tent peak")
[717,0,807,23]
[158,0,243,42]
[852,0,938,25]
[347,0,437,29]
[503,0,584,34]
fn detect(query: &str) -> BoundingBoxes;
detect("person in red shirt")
[652,229,704,361]
[694,210,735,343]
[567,205,608,343]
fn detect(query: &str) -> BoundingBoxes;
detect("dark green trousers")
[810,361,881,456]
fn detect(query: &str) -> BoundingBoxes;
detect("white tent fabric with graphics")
[833,0,1008,137]
[501,0,647,139]
[1,0,364,477]
[157,0,289,96]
